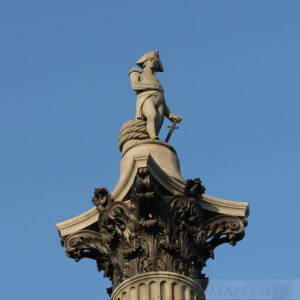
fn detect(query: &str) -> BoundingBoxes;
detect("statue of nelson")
[129,50,182,140]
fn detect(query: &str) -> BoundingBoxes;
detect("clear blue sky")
[1,1,299,299]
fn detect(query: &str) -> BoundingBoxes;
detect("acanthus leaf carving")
[197,215,246,246]
[64,230,111,262]
[61,170,247,296]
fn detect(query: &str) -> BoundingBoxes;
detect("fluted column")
[111,272,205,300]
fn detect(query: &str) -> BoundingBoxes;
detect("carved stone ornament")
[62,170,247,296]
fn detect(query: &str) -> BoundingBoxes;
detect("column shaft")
[111,272,205,300]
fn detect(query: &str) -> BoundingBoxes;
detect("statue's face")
[145,57,160,71]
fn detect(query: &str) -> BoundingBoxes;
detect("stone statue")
[129,50,182,139]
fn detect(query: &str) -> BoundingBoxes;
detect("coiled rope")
[119,120,149,151]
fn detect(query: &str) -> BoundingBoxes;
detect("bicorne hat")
[136,50,164,72]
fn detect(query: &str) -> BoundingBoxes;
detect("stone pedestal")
[111,272,205,300]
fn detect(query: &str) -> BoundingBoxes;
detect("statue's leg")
[142,100,158,139]
[155,103,165,136]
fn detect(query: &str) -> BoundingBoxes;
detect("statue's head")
[136,50,164,72]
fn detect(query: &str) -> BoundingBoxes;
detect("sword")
[165,120,179,143]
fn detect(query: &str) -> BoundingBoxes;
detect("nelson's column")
[56,50,249,300]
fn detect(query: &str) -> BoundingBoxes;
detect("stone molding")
[122,139,178,157]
